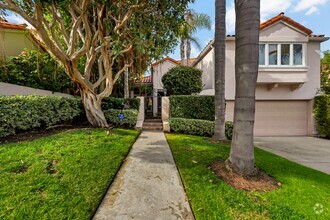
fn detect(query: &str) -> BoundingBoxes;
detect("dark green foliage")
[170,95,215,121]
[0,95,83,137]
[104,109,138,128]
[162,66,203,95]
[0,50,74,94]
[169,118,233,139]
[314,95,330,138]
[102,97,140,111]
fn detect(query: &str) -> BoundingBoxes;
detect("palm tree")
[180,10,211,66]
[213,0,226,140]
[227,0,260,176]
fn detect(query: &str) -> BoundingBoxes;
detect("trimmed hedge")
[0,95,83,137]
[170,95,215,121]
[162,66,203,95]
[104,109,138,128]
[169,118,233,140]
[314,95,330,138]
[102,97,140,111]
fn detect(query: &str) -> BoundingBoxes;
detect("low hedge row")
[169,95,215,121]
[0,95,83,137]
[169,118,233,140]
[314,95,330,138]
[104,109,138,128]
[102,97,140,111]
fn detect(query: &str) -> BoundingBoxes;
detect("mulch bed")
[0,125,91,144]
[210,160,280,192]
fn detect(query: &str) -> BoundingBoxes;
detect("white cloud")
[305,6,319,15]
[5,13,33,28]
[190,44,200,58]
[294,0,328,12]
[226,0,293,34]
[226,3,235,34]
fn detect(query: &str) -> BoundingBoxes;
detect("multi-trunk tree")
[0,0,191,126]
[227,0,261,176]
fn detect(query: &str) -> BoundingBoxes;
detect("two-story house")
[193,13,329,136]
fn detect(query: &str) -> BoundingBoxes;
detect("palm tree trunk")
[228,0,260,176]
[213,0,227,140]
[186,40,191,66]
[180,38,185,64]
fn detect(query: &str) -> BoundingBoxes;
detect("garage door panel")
[226,101,308,136]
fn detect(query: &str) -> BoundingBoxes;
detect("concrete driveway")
[254,137,330,175]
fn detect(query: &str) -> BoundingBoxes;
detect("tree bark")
[186,40,191,66]
[213,0,227,140]
[180,38,185,64]
[124,66,129,98]
[81,88,108,127]
[229,0,260,176]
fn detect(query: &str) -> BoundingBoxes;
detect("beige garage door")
[226,101,308,136]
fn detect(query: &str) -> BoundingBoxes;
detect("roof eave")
[309,36,330,42]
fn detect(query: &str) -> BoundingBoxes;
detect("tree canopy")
[0,0,193,126]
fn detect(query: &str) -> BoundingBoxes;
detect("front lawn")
[0,128,139,219]
[166,133,330,220]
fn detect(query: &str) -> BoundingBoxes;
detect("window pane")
[294,44,303,65]
[259,44,265,65]
[281,44,290,65]
[269,44,278,65]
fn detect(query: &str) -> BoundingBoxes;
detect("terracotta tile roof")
[177,58,196,66]
[260,12,312,35]
[136,75,152,84]
[0,18,27,30]
[151,56,180,67]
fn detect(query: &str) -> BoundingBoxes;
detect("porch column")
[153,89,158,117]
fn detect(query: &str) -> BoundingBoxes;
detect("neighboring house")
[0,18,44,61]
[151,57,196,117]
[193,13,329,136]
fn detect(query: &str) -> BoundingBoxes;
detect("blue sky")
[169,0,330,60]
[5,0,330,61]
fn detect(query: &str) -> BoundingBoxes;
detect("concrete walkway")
[255,137,330,175]
[93,131,194,220]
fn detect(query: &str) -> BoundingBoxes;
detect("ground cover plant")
[0,128,139,219]
[166,133,330,220]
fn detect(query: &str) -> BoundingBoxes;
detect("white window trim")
[259,43,306,68]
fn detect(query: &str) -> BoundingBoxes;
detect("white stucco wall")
[152,60,178,90]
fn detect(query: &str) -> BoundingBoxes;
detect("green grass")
[0,128,139,219]
[166,133,330,220]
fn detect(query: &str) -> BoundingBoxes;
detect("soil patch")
[210,160,280,192]
[0,124,91,144]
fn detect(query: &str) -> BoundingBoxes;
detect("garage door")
[226,101,308,136]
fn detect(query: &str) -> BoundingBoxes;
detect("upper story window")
[259,43,304,67]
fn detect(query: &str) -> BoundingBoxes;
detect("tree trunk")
[228,0,260,176]
[81,88,109,127]
[124,66,129,98]
[186,40,191,66]
[180,38,185,64]
[213,0,227,140]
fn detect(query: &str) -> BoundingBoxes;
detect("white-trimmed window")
[259,43,305,67]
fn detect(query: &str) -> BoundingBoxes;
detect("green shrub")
[102,97,140,111]
[104,109,138,128]
[314,95,330,138]
[162,66,202,95]
[169,118,233,140]
[0,95,83,137]
[0,50,74,94]
[170,95,215,121]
